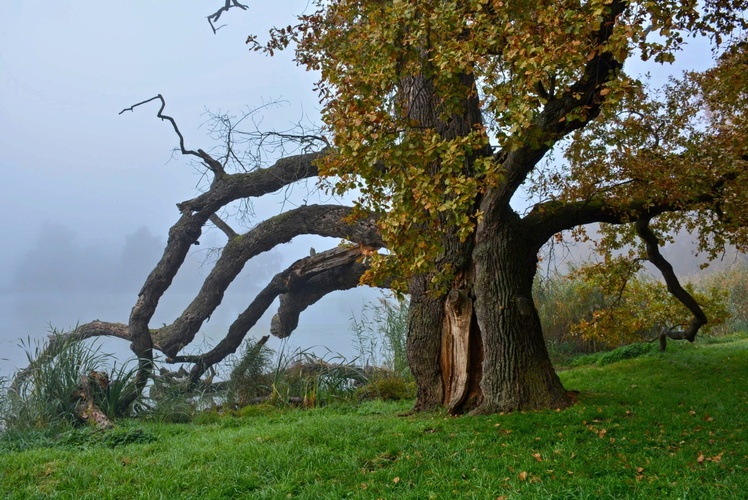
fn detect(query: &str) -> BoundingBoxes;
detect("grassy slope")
[1,339,746,499]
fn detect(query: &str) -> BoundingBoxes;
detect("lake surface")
[0,290,367,380]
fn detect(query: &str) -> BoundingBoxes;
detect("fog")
[0,2,380,378]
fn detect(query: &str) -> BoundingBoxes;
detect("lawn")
[2,338,746,499]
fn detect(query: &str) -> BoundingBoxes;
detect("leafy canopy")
[250,0,748,286]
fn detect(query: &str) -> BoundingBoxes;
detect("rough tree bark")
[398,68,486,412]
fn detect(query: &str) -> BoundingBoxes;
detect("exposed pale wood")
[442,289,473,411]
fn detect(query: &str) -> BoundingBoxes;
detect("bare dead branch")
[119,94,227,176]
[120,95,199,158]
[244,130,331,148]
[207,0,248,34]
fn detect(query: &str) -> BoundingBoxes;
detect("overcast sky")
[1,1,316,267]
[0,1,382,375]
[0,2,732,375]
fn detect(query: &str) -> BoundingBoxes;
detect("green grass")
[2,339,746,499]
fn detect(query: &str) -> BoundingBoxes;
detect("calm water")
[0,291,362,380]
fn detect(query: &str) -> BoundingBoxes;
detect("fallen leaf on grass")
[519,471,528,481]
[533,453,543,462]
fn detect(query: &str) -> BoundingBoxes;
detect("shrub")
[356,376,416,401]
[535,257,729,351]
[597,342,655,365]
[570,342,656,367]
[700,263,748,333]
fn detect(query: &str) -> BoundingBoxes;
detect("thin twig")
[120,95,225,175]
[119,94,200,159]
[207,0,248,34]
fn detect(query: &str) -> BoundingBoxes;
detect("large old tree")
[29,1,748,414]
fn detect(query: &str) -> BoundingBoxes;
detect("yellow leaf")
[519,471,528,481]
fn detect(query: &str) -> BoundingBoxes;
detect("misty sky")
[0,3,736,375]
[0,1,381,375]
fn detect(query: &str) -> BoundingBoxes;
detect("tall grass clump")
[3,330,104,430]
[0,329,141,432]
[267,343,366,407]
[351,296,410,377]
[226,337,274,407]
[350,297,415,401]
[224,339,368,410]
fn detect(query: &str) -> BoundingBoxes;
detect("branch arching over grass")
[8,321,130,401]
[635,217,708,350]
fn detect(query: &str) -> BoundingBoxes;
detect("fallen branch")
[73,371,114,429]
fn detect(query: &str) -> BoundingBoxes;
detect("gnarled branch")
[153,204,381,356]
[174,246,378,383]
[635,217,708,350]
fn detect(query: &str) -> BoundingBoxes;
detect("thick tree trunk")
[399,61,567,413]
[471,208,570,413]
[407,207,570,414]
[406,274,446,411]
